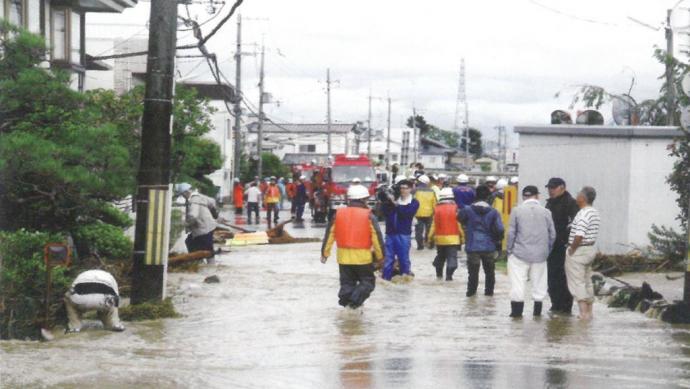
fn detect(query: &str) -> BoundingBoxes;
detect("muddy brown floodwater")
[2,210,690,388]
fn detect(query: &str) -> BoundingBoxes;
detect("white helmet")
[439,187,454,200]
[351,177,361,184]
[486,175,497,183]
[347,185,370,200]
[438,173,447,180]
[299,175,306,180]
[417,175,430,184]
[496,179,508,190]
[394,175,407,184]
[457,174,469,184]
[510,176,519,184]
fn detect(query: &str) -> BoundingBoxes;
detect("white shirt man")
[506,185,556,318]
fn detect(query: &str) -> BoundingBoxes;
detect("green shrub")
[648,224,685,263]
[119,298,179,321]
[97,203,133,229]
[0,229,72,339]
[73,222,132,260]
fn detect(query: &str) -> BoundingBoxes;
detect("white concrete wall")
[627,138,682,248]
[204,102,233,201]
[419,154,445,170]
[518,134,633,254]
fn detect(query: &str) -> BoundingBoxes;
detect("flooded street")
[3,210,690,388]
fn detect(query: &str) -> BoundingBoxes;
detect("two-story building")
[1,0,137,91]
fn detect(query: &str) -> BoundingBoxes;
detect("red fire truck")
[325,154,378,219]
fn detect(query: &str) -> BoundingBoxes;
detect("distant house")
[475,157,498,172]
[515,124,683,254]
[3,0,137,91]
[418,137,462,171]
[246,122,358,160]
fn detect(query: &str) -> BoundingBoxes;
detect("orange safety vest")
[334,207,372,249]
[265,186,280,203]
[286,183,296,198]
[233,184,244,207]
[434,203,460,236]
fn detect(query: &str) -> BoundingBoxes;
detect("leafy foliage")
[647,224,685,263]
[73,222,133,260]
[0,229,71,339]
[406,115,483,158]
[240,152,289,182]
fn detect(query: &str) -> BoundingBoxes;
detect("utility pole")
[367,92,372,159]
[412,107,417,164]
[232,14,243,181]
[666,9,675,126]
[385,96,391,169]
[256,43,265,179]
[131,0,177,304]
[685,191,690,303]
[326,68,332,156]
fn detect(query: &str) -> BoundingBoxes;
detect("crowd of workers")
[319,172,600,321]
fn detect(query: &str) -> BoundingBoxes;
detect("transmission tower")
[454,58,471,165]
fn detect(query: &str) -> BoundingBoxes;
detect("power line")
[528,0,619,27]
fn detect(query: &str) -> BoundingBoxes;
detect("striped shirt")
[568,206,600,245]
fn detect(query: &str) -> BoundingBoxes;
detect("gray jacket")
[506,199,556,263]
[186,192,218,237]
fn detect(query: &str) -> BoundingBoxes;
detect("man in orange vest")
[286,178,297,216]
[264,177,281,228]
[233,178,244,215]
[321,184,385,310]
[428,188,465,281]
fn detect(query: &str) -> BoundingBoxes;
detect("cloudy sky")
[89,0,690,147]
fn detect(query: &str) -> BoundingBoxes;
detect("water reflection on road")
[2,209,690,388]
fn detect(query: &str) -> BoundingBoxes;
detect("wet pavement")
[2,207,690,388]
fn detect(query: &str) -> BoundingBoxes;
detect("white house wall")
[205,101,233,201]
[518,134,633,254]
[627,138,682,248]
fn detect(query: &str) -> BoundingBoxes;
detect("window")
[50,8,82,65]
[8,0,22,26]
[51,8,66,61]
[298,144,316,153]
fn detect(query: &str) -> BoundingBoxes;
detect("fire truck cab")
[325,154,378,218]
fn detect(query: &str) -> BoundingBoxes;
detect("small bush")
[119,298,180,321]
[73,222,132,260]
[0,229,72,339]
[97,203,133,229]
[648,224,685,263]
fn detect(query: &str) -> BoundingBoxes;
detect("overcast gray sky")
[90,0,690,146]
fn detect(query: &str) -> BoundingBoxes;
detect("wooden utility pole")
[385,96,391,169]
[412,107,417,164]
[666,9,675,126]
[131,0,177,304]
[367,93,372,159]
[232,14,243,181]
[327,68,332,156]
[257,43,265,179]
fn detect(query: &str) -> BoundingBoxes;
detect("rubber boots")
[510,301,524,318]
[533,301,543,317]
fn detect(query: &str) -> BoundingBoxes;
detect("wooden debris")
[266,218,321,244]
[168,250,213,266]
[218,220,256,233]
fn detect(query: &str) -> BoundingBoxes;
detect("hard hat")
[439,187,454,200]
[510,176,519,184]
[233,178,240,182]
[457,174,469,183]
[347,184,370,200]
[486,175,497,183]
[299,175,306,180]
[438,173,447,179]
[417,175,430,184]
[352,177,361,184]
[394,175,407,184]
[175,182,192,195]
[496,178,508,190]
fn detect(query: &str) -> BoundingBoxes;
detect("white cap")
[457,174,469,183]
[496,178,508,190]
[347,185,370,200]
[394,175,407,184]
[438,173,447,179]
[352,177,361,184]
[486,175,497,183]
[417,175,430,184]
[510,176,519,184]
[439,187,454,200]
[175,182,192,194]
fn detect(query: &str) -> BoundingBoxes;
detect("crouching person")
[321,185,385,310]
[64,270,124,333]
[428,188,465,281]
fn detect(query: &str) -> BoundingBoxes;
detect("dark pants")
[338,264,376,308]
[547,244,573,313]
[434,245,459,280]
[247,202,259,224]
[234,206,243,215]
[467,251,496,295]
[415,217,433,249]
[266,203,279,227]
[295,202,306,221]
[290,199,296,215]
[185,232,214,256]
